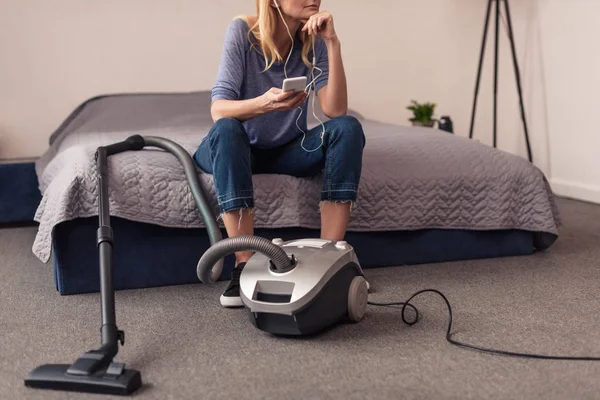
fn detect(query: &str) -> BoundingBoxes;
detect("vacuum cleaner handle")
[103,135,146,156]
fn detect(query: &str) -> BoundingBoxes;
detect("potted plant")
[407,100,437,127]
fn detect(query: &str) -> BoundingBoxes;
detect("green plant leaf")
[407,100,436,123]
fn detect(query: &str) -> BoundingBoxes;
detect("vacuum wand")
[25,140,145,395]
[97,146,121,353]
[25,134,225,396]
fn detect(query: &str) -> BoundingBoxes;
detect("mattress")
[32,91,561,266]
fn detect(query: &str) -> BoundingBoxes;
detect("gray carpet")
[2,197,600,400]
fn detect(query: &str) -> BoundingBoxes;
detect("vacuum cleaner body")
[239,238,369,336]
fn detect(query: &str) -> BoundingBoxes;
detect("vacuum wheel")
[347,276,368,322]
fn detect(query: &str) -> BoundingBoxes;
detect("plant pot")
[411,120,435,128]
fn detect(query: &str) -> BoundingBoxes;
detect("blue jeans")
[193,115,366,214]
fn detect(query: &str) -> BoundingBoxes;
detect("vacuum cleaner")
[197,236,369,336]
[24,134,368,395]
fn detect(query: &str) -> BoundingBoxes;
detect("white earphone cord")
[274,2,326,152]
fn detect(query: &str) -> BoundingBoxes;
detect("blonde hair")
[237,0,313,71]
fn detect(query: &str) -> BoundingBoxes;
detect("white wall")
[0,0,598,203]
[534,0,600,204]
[0,0,527,158]
[0,0,254,159]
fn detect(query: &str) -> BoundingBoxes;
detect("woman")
[194,0,366,307]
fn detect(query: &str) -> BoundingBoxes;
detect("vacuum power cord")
[369,289,600,361]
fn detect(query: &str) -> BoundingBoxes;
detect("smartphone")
[282,76,307,93]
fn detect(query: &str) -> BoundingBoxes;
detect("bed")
[32,91,561,295]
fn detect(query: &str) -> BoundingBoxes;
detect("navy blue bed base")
[51,216,549,295]
[0,162,42,225]
[0,162,555,296]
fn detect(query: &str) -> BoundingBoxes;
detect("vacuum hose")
[140,136,225,283]
[196,235,296,284]
[137,136,295,284]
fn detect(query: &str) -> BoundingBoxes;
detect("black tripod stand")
[469,0,533,163]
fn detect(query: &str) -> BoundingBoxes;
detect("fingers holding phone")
[261,87,307,113]
[278,90,308,111]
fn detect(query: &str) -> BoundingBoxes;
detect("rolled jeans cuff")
[320,183,358,202]
[217,190,254,214]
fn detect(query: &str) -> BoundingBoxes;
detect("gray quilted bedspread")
[32,92,560,263]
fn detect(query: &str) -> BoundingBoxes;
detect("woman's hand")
[301,11,347,118]
[211,88,307,122]
[260,87,308,113]
[301,11,337,42]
